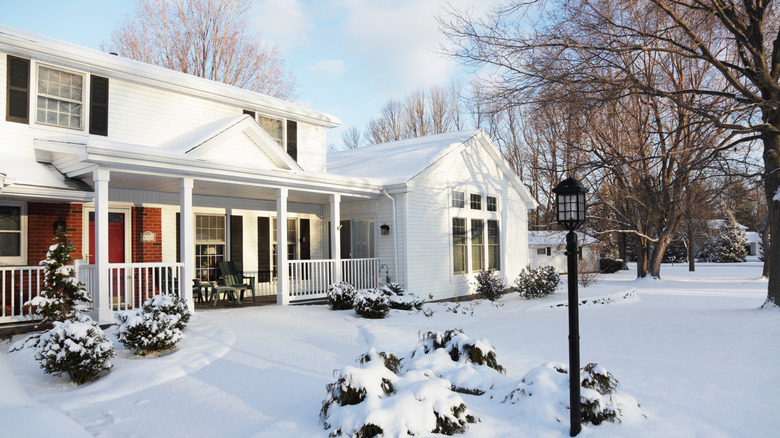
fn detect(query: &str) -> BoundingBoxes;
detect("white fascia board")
[0,185,92,202]
[0,25,341,128]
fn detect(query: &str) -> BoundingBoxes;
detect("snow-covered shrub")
[504,361,640,427]
[115,294,191,355]
[321,349,477,437]
[474,271,506,301]
[415,329,505,374]
[27,233,91,323]
[514,266,560,299]
[715,211,747,262]
[353,289,390,319]
[328,281,357,310]
[33,314,114,385]
[378,282,423,310]
[599,258,624,274]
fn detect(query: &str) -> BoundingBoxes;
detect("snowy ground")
[2,262,778,437]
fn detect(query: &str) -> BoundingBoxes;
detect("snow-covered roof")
[745,231,761,244]
[706,219,747,231]
[0,24,340,128]
[528,230,598,247]
[327,130,482,185]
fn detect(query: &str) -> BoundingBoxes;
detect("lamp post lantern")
[552,176,589,437]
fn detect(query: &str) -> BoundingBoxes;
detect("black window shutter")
[230,215,243,263]
[89,75,109,136]
[6,56,29,123]
[257,217,270,275]
[176,213,181,263]
[340,220,351,259]
[286,120,298,162]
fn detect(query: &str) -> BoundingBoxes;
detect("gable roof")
[327,130,537,207]
[0,24,340,128]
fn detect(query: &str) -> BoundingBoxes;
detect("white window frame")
[34,63,86,131]
[0,202,27,265]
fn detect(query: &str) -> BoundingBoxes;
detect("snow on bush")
[27,234,91,323]
[409,329,506,395]
[321,348,477,437]
[474,270,506,301]
[378,283,423,310]
[514,265,560,299]
[115,294,191,356]
[33,314,114,385]
[353,289,390,319]
[328,282,357,310]
[504,361,642,427]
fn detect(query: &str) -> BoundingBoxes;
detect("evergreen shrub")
[34,314,114,385]
[514,266,560,299]
[353,289,390,319]
[599,258,624,274]
[474,271,506,301]
[378,283,423,310]
[327,281,357,310]
[116,294,191,355]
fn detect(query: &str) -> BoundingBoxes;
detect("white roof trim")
[0,24,340,128]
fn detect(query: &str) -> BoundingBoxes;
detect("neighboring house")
[744,231,761,257]
[0,25,536,324]
[528,231,599,273]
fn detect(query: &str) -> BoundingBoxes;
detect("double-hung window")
[471,219,484,272]
[195,215,226,281]
[36,65,84,130]
[487,220,500,270]
[452,190,465,208]
[452,218,467,274]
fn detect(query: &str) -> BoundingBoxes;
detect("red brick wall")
[27,203,84,265]
[132,207,162,263]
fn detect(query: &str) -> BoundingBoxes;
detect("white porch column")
[179,178,195,311]
[276,188,289,305]
[330,194,342,283]
[92,168,111,323]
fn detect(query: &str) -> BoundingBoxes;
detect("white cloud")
[308,59,346,78]
[252,0,313,51]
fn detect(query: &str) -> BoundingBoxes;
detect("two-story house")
[0,24,536,324]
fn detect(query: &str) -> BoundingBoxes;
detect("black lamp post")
[552,176,589,437]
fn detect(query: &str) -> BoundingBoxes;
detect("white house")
[0,25,536,324]
[528,231,600,273]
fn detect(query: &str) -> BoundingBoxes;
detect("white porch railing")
[341,258,380,290]
[0,263,183,323]
[288,259,336,299]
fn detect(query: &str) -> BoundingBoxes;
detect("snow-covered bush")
[378,282,424,310]
[353,289,390,319]
[715,211,747,262]
[599,258,624,274]
[474,271,506,301]
[410,329,506,395]
[27,233,91,323]
[321,349,477,437]
[115,294,191,355]
[514,266,560,299]
[328,282,357,310]
[504,361,640,427]
[33,314,114,385]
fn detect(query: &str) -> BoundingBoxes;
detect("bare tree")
[106,0,296,100]
[441,0,780,306]
[341,126,364,150]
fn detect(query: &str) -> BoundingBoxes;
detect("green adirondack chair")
[218,261,255,302]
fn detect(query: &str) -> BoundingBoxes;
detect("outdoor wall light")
[53,220,66,234]
[552,176,589,437]
[380,224,390,235]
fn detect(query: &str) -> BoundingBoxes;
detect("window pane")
[472,219,484,272]
[453,218,467,274]
[36,66,83,129]
[258,115,284,147]
[470,193,482,210]
[487,196,497,212]
[452,190,465,208]
[487,220,500,270]
[0,233,21,257]
[0,207,21,230]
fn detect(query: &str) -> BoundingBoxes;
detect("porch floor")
[192,295,327,310]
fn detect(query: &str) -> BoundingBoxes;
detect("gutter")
[383,189,399,283]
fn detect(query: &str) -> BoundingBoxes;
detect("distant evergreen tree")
[716,212,747,263]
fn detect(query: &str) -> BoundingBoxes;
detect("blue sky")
[1,0,487,149]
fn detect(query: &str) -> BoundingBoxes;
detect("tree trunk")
[761,215,770,278]
[619,233,628,270]
[648,218,678,278]
[763,128,780,306]
[687,210,695,272]
[636,236,648,278]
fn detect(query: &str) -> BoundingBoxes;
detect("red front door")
[88,212,125,264]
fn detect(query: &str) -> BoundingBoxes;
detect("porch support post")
[330,194,342,283]
[276,188,289,305]
[92,168,111,323]
[180,178,195,311]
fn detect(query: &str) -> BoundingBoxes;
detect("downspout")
[382,189,399,282]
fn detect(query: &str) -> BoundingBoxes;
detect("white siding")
[403,141,530,300]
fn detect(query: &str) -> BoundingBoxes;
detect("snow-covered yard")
[2,262,778,437]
